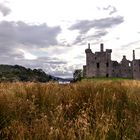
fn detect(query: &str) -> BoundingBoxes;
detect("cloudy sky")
[0,0,140,78]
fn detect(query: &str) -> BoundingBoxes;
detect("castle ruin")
[83,43,140,79]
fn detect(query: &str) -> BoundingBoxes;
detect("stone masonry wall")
[84,43,140,79]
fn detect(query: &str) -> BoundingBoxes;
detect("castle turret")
[85,43,92,53]
[100,43,104,52]
[133,50,135,60]
[88,43,90,49]
[123,55,126,60]
[85,43,94,77]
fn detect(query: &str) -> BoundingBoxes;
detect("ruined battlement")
[83,43,140,79]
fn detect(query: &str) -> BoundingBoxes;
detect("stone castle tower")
[83,43,140,79]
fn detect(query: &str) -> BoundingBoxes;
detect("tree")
[73,69,82,82]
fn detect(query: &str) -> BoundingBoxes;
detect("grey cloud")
[0,21,61,47]
[16,22,61,46]
[69,16,124,45]
[89,30,108,38]
[0,54,69,77]
[69,16,124,34]
[0,3,11,16]
[121,40,140,49]
[116,37,120,40]
[71,28,108,45]
[103,5,117,15]
[72,35,86,45]
[0,20,64,76]
[0,20,61,60]
[34,57,67,65]
[48,64,77,78]
[0,47,76,78]
[74,55,85,60]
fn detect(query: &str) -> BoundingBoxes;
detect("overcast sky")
[0,0,140,78]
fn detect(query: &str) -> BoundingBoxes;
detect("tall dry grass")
[0,80,140,140]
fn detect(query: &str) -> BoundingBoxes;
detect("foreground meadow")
[0,80,140,140]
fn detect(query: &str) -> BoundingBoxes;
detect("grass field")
[0,80,140,140]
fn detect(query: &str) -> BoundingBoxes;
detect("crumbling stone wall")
[133,60,140,79]
[83,43,140,79]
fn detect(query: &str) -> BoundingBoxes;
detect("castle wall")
[92,51,112,77]
[83,43,140,79]
[83,65,86,77]
[133,60,140,79]
[85,49,95,77]
[112,61,121,77]
[120,56,133,78]
[85,44,112,78]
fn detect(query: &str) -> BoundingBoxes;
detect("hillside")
[0,64,53,82]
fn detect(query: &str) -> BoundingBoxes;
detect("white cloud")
[0,3,11,16]
[18,49,37,60]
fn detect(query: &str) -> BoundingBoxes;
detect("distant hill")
[0,64,53,82]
